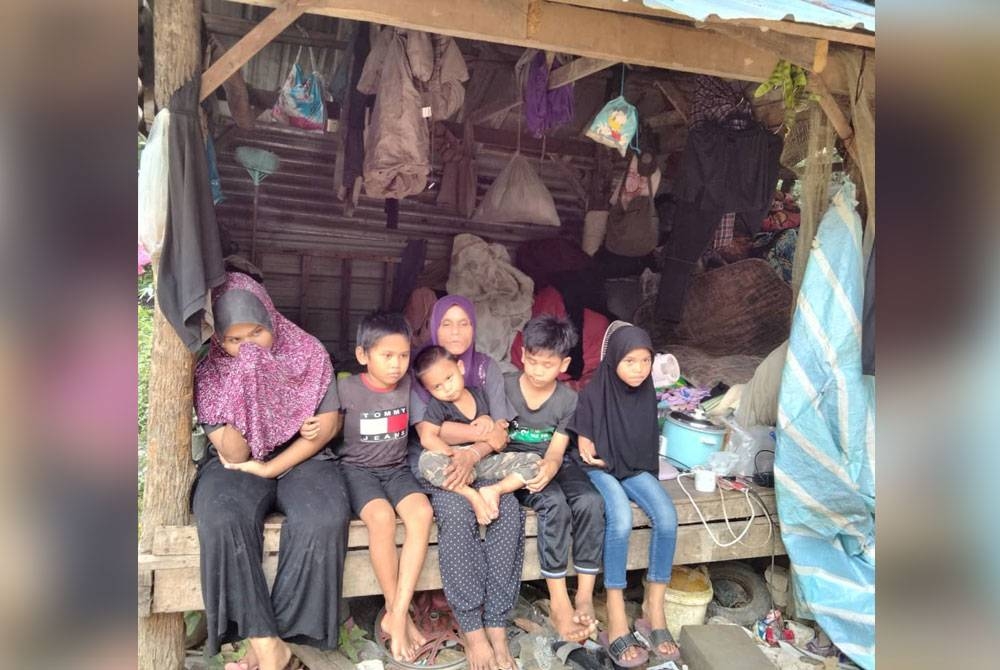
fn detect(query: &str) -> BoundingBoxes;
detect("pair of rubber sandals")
[597,618,681,668]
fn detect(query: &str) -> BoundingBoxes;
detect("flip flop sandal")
[597,631,649,669]
[634,619,681,662]
[552,641,606,670]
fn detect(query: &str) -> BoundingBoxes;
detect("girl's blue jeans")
[586,469,678,589]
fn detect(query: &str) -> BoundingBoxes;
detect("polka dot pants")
[429,483,526,633]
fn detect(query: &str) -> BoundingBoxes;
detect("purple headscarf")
[195,272,333,461]
[429,295,491,388]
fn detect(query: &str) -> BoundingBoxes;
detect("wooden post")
[141,1,201,669]
[139,279,198,670]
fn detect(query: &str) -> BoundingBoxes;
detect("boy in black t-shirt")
[413,345,540,526]
[337,312,433,662]
[505,315,604,642]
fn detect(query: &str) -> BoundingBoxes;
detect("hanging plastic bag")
[585,95,638,157]
[272,47,326,132]
[137,108,170,259]
[473,153,560,227]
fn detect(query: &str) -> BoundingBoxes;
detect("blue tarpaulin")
[775,180,875,668]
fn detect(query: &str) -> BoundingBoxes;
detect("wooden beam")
[467,98,522,126]
[440,121,595,158]
[703,21,817,71]
[810,73,859,166]
[548,57,616,89]
[654,80,690,124]
[199,1,314,103]
[813,39,830,74]
[547,0,875,49]
[238,0,850,92]
[202,11,348,50]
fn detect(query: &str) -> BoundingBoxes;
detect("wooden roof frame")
[215,0,858,95]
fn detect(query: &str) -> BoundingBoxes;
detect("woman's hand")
[220,453,276,478]
[299,415,322,441]
[442,448,479,490]
[470,415,495,437]
[485,421,509,452]
[578,438,607,469]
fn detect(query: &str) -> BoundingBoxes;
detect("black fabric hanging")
[157,75,226,352]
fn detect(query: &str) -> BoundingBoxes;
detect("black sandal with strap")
[601,632,649,669]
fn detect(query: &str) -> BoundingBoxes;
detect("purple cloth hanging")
[523,52,575,138]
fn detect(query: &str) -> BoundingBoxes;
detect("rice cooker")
[660,410,727,470]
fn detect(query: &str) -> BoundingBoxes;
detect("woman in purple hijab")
[408,295,524,670]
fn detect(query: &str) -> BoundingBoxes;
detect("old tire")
[705,561,771,626]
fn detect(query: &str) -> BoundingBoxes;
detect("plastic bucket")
[662,565,714,640]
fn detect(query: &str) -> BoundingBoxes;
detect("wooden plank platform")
[139,479,783,615]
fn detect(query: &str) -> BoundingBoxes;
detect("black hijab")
[569,325,659,479]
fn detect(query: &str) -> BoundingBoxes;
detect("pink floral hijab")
[195,272,333,460]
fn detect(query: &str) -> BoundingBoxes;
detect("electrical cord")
[676,472,773,548]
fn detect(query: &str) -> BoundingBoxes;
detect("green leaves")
[754,60,819,130]
[338,620,370,662]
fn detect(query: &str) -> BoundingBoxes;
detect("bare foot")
[464,629,499,670]
[247,637,292,670]
[224,644,258,670]
[407,614,428,649]
[466,490,497,526]
[478,485,502,520]
[550,598,591,642]
[381,609,419,661]
[572,599,598,633]
[485,626,516,670]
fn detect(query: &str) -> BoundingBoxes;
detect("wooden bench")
[138,479,783,615]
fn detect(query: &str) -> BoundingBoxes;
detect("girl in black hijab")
[569,323,680,665]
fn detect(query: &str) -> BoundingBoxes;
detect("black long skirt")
[192,457,350,656]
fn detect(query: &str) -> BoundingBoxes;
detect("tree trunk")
[141,2,202,668]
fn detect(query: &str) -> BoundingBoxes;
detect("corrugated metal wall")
[213,122,593,362]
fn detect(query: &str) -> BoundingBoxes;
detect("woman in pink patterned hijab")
[196,271,333,461]
[191,271,349,668]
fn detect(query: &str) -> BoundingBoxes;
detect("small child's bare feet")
[485,626,516,670]
[381,609,419,661]
[550,599,591,642]
[466,491,496,526]
[464,629,499,670]
[478,485,501,519]
[572,600,598,633]
[407,615,428,649]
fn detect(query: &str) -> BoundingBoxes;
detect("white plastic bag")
[138,108,170,259]
[721,415,776,477]
[473,153,560,227]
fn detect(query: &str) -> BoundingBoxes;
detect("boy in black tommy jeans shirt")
[504,315,605,642]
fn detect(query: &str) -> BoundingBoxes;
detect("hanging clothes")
[688,75,753,130]
[426,34,469,121]
[521,51,575,138]
[775,180,875,670]
[655,122,782,322]
[156,76,227,352]
[435,122,477,217]
[357,28,430,199]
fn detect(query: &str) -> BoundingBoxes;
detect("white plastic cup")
[693,467,717,493]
